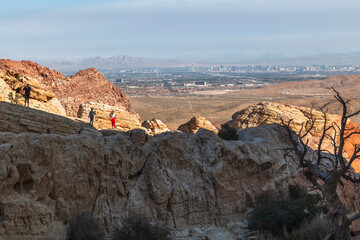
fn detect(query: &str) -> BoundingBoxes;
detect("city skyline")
[1,0,360,59]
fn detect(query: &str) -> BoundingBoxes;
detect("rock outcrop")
[141,119,169,134]
[1,124,360,239]
[1,70,55,102]
[1,102,360,239]
[77,102,141,130]
[0,59,135,117]
[0,69,66,116]
[178,116,217,134]
[227,101,360,172]
[0,102,88,136]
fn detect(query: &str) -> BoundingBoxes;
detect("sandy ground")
[129,75,360,130]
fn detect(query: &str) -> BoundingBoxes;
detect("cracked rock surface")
[1,124,360,239]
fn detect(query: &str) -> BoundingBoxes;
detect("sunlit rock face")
[141,119,170,134]
[0,59,135,117]
[178,116,218,134]
[0,69,66,116]
[77,102,142,131]
[228,101,360,173]
[1,109,360,239]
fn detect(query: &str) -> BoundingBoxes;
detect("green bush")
[218,124,238,140]
[65,212,104,240]
[249,184,327,237]
[112,215,172,240]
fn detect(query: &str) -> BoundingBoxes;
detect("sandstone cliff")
[0,59,135,117]
[227,101,360,172]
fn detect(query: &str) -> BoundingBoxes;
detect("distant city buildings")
[184,81,207,87]
[207,64,360,73]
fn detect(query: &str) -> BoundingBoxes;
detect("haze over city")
[1,0,360,60]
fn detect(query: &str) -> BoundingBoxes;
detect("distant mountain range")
[37,55,190,71]
[35,52,360,72]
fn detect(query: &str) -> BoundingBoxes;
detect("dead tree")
[282,88,360,240]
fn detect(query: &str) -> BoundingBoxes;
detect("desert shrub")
[249,184,326,237]
[303,214,332,240]
[7,92,22,104]
[65,212,104,240]
[283,227,305,240]
[112,215,172,240]
[218,123,238,140]
[7,93,15,103]
[258,228,305,240]
[257,231,281,240]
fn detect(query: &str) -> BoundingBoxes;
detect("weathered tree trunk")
[323,182,351,240]
[333,207,351,240]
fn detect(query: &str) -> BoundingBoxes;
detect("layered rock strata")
[0,69,66,116]
[178,116,217,134]
[77,102,141,130]
[227,101,360,172]
[0,102,85,136]
[1,122,360,239]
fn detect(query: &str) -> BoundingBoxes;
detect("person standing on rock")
[110,110,116,128]
[23,84,31,107]
[88,108,96,126]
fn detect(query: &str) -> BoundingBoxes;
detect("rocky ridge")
[1,102,360,239]
[0,102,98,136]
[0,59,135,117]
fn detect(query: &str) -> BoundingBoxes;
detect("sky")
[1,0,360,59]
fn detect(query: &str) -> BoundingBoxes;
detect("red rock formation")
[343,120,360,172]
[0,59,135,117]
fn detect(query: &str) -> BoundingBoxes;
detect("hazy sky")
[1,0,360,59]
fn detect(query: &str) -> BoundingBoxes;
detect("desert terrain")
[130,74,360,129]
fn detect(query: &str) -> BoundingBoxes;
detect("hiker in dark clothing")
[89,108,96,126]
[23,84,31,107]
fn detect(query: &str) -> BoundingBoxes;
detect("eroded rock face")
[1,70,55,102]
[2,123,360,239]
[141,119,169,134]
[178,116,218,134]
[0,102,86,136]
[77,102,141,130]
[0,59,135,117]
[227,101,360,172]
[0,69,66,116]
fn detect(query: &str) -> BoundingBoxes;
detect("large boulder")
[227,101,360,172]
[178,116,217,134]
[77,102,142,130]
[141,119,169,134]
